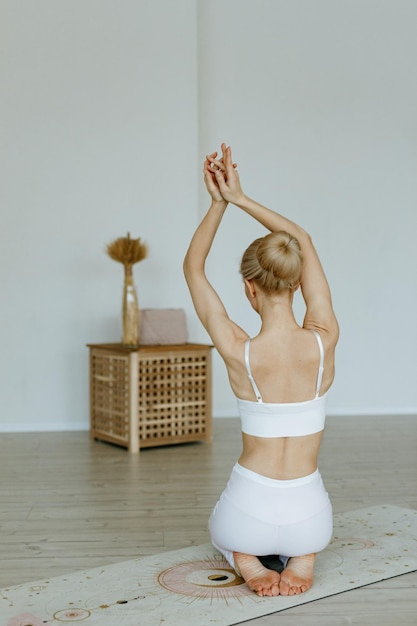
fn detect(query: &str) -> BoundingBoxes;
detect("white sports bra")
[237,330,328,438]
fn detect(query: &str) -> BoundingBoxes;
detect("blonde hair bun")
[240,231,303,293]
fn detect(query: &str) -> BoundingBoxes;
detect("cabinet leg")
[128,352,139,453]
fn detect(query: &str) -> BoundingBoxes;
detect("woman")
[183,144,339,598]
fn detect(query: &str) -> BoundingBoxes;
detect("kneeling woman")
[183,144,339,597]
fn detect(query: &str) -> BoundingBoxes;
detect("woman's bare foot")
[279,553,316,596]
[233,552,280,597]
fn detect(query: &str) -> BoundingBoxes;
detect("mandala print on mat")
[158,556,253,600]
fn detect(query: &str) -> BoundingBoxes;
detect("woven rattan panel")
[138,351,208,444]
[91,351,130,443]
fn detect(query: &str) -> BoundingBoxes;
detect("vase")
[122,267,139,346]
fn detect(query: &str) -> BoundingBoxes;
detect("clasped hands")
[204,143,244,205]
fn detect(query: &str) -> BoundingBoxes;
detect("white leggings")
[209,463,333,571]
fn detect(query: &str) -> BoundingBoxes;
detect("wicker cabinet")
[88,343,212,452]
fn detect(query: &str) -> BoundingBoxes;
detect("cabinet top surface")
[87,343,213,353]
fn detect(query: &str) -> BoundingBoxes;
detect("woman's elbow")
[183,255,205,286]
[296,228,312,247]
[183,252,192,279]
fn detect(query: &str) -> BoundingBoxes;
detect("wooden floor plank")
[0,415,416,624]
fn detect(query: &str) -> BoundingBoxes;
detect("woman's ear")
[244,278,257,299]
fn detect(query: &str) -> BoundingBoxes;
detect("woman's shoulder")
[302,323,339,352]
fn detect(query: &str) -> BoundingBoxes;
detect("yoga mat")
[1,505,416,626]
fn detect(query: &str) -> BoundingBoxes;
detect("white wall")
[0,0,200,430]
[1,1,416,432]
[197,0,417,417]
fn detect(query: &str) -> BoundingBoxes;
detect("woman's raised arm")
[183,155,248,356]
[212,144,339,338]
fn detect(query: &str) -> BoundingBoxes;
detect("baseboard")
[0,407,415,433]
[0,421,90,433]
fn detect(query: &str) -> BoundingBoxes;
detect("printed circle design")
[331,536,375,550]
[53,608,91,621]
[84,588,161,612]
[158,558,252,599]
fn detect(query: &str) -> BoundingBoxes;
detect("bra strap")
[244,339,263,403]
[311,330,325,397]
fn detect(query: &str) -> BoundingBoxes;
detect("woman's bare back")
[225,326,335,480]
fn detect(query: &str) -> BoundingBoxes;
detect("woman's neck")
[256,291,299,332]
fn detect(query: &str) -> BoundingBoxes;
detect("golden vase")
[122,267,139,346]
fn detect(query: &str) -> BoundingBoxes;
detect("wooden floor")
[1,415,416,625]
